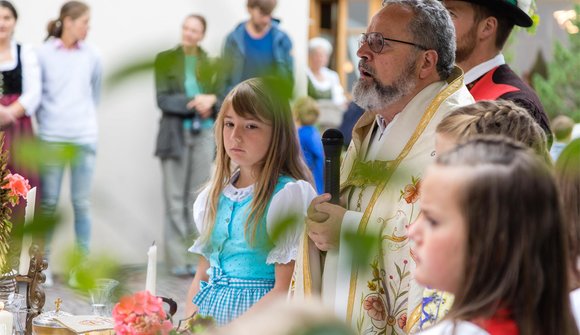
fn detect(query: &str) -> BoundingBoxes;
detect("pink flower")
[363,294,386,321]
[2,173,31,206]
[112,291,171,335]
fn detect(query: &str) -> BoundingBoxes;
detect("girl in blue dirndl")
[186,78,316,325]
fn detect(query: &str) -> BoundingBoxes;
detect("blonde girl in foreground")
[185,78,316,325]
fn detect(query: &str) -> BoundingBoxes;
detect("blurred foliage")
[2,134,123,298]
[0,134,12,273]
[63,247,122,293]
[106,57,155,89]
[533,5,580,122]
[343,230,380,267]
[269,214,301,246]
[14,138,80,169]
[183,314,216,334]
[294,323,356,335]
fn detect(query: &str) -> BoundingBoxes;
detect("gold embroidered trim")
[345,69,465,323]
[302,232,312,295]
[406,304,422,333]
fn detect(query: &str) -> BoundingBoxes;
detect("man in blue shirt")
[220,0,294,99]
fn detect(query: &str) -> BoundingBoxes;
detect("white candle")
[0,302,13,335]
[145,243,157,295]
[18,187,36,275]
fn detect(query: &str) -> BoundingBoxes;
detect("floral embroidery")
[399,176,422,225]
[400,176,421,204]
[364,294,386,321]
[358,258,411,335]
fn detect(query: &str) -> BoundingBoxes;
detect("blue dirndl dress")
[191,176,294,325]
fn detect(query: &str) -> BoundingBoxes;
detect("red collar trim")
[468,66,519,101]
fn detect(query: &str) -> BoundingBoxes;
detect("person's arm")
[305,194,346,251]
[0,45,41,127]
[154,50,193,115]
[277,34,294,96]
[187,94,217,119]
[185,257,210,317]
[17,44,41,117]
[240,261,294,314]
[90,48,103,107]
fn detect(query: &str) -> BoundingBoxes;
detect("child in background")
[555,138,580,326]
[410,136,578,335]
[293,96,324,194]
[551,115,575,161]
[435,100,550,162]
[185,78,317,325]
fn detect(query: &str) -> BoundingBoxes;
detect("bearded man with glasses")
[292,1,473,334]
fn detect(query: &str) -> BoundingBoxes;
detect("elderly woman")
[306,37,346,129]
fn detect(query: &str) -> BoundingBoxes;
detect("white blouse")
[0,40,41,115]
[419,320,489,335]
[307,67,346,106]
[189,178,317,264]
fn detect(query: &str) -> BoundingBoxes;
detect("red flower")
[363,295,386,321]
[398,313,407,329]
[2,173,31,206]
[401,178,421,204]
[112,291,172,335]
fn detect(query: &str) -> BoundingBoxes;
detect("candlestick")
[0,301,13,335]
[18,187,36,275]
[145,242,157,296]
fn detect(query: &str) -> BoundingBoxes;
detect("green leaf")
[395,263,402,279]
[106,58,155,89]
[343,230,380,267]
[268,214,301,245]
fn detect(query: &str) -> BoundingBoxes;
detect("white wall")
[11,0,308,271]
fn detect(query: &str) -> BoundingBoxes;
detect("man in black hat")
[442,0,552,144]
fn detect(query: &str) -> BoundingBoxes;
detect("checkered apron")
[193,266,275,325]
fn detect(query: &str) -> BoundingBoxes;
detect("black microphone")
[322,128,344,205]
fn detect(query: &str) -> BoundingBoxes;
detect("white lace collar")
[222,171,254,202]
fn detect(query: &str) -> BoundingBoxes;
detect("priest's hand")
[306,194,346,252]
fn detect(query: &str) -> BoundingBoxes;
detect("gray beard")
[353,62,417,112]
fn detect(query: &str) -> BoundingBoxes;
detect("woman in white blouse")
[0,0,41,207]
[306,37,346,129]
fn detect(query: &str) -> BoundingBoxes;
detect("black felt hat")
[454,0,533,27]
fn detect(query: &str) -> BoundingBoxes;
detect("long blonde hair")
[436,100,551,164]
[203,78,312,244]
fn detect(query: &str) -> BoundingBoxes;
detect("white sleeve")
[19,45,41,116]
[188,185,212,255]
[266,180,317,264]
[329,70,346,107]
[91,49,103,107]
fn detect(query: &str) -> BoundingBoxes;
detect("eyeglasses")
[358,32,428,53]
